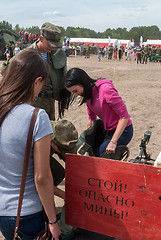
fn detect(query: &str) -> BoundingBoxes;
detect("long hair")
[0,48,49,126]
[58,68,97,118]
[64,67,97,104]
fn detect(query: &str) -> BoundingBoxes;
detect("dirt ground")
[0,53,161,239]
[64,54,161,161]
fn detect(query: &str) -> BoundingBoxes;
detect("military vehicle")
[0,27,19,59]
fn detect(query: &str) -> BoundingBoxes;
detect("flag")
[108,36,111,46]
[140,36,143,47]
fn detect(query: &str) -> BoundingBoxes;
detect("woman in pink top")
[62,67,133,157]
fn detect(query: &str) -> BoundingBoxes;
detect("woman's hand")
[106,140,117,154]
[106,118,129,154]
[87,120,94,128]
[49,222,61,240]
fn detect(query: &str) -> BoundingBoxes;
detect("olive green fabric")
[41,22,61,48]
[58,205,76,235]
[29,41,67,101]
[50,120,78,235]
[77,119,129,161]
[50,155,65,186]
[100,146,129,161]
[50,120,78,161]
[48,49,67,101]
[1,31,67,104]
[29,41,53,96]
[31,97,55,121]
[29,39,67,120]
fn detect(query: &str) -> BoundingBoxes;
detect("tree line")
[1,21,161,43]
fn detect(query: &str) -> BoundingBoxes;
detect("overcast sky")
[1,0,161,32]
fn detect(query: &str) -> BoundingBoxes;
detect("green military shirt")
[29,41,53,96]
[29,41,67,100]
[1,40,67,101]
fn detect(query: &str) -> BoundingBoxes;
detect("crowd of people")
[0,22,159,240]
[67,43,161,64]
[19,30,39,44]
[0,22,69,240]
[96,44,161,63]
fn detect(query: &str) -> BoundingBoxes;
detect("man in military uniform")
[50,119,78,240]
[156,46,161,56]
[151,46,156,57]
[30,22,67,120]
[84,44,90,58]
[142,45,149,64]
[136,46,142,64]
[108,45,113,60]
[0,22,67,120]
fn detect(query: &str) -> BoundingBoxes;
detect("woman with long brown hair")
[0,48,61,239]
[60,67,133,157]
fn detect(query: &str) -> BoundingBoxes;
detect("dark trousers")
[94,124,133,157]
[50,155,65,186]
[0,211,44,240]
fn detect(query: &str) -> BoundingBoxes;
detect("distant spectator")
[21,37,25,44]
[104,46,108,58]
[136,46,142,64]
[67,36,70,46]
[29,32,34,43]
[125,48,128,58]
[63,36,67,46]
[4,45,10,60]
[19,30,23,40]
[33,32,38,42]
[74,46,77,57]
[118,46,122,60]
[13,43,20,55]
[126,48,131,61]
[114,46,117,60]
[98,48,102,61]
[62,44,67,54]
[25,31,29,43]
[80,44,84,56]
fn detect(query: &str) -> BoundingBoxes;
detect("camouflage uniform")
[31,23,67,120]
[136,46,142,64]
[151,46,156,57]
[148,45,152,55]
[0,23,67,121]
[50,120,78,238]
[142,46,149,64]
[156,46,161,56]
[50,118,78,185]
[108,46,113,60]
[84,45,90,58]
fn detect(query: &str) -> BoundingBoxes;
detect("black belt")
[105,129,115,139]
[38,93,54,99]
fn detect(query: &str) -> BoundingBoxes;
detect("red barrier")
[65,154,161,240]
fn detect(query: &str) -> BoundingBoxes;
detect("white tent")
[117,39,132,49]
[70,38,118,47]
[144,39,161,47]
[140,36,143,47]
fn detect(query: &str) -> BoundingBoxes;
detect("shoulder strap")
[14,108,39,240]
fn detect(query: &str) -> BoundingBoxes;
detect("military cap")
[50,120,78,161]
[41,22,61,48]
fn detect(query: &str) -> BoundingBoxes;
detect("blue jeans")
[0,211,45,240]
[94,124,133,157]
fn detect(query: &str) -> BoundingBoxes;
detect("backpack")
[76,119,129,161]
